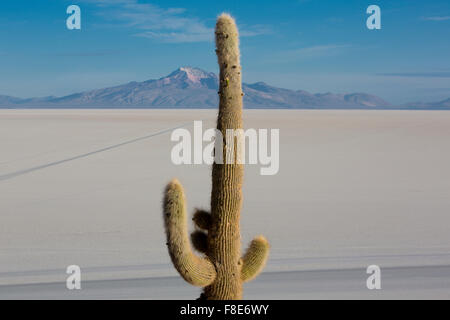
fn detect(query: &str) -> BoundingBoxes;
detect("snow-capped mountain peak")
[163,67,218,88]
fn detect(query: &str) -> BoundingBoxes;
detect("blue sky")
[1,0,449,104]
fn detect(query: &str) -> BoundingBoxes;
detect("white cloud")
[135,30,212,43]
[82,0,269,43]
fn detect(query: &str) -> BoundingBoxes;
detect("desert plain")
[0,109,450,299]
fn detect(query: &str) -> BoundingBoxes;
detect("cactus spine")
[162,13,270,300]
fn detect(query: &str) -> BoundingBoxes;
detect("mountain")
[435,98,450,107]
[243,82,389,108]
[405,98,450,108]
[0,67,391,108]
[0,95,23,105]
[0,95,56,106]
[48,67,220,107]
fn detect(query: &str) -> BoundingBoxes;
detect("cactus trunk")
[162,13,270,300]
[203,13,244,300]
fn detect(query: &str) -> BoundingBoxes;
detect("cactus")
[162,13,270,300]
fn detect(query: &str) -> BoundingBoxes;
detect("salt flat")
[1,109,450,299]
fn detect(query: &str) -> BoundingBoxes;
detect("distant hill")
[405,98,450,108]
[0,95,23,105]
[0,67,394,108]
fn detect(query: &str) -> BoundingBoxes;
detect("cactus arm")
[240,236,270,283]
[163,179,217,287]
[192,209,211,231]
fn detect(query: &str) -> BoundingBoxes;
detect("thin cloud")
[421,16,450,21]
[135,30,212,43]
[240,24,273,37]
[377,72,450,78]
[277,44,351,61]
[52,50,121,57]
[82,0,269,43]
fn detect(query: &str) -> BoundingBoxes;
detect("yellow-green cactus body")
[241,236,270,283]
[162,13,270,300]
[204,13,245,300]
[163,179,216,287]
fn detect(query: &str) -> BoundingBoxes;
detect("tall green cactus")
[162,13,270,300]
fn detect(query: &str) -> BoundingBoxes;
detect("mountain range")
[0,67,448,108]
